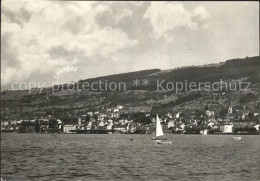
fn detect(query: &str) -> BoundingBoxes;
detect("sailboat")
[231,136,242,140]
[151,115,167,141]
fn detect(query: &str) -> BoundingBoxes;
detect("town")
[1,104,260,135]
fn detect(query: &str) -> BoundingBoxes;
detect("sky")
[1,1,259,89]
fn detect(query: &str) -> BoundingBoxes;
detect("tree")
[49,119,58,129]
[248,112,254,120]
[256,102,260,110]
[205,105,209,111]
[35,120,40,133]
[219,108,228,119]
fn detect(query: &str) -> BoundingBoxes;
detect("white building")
[106,123,113,130]
[176,112,181,119]
[168,120,174,128]
[113,108,119,113]
[63,125,77,133]
[114,127,126,132]
[99,121,105,127]
[78,118,81,126]
[117,105,123,109]
[220,124,233,133]
[206,110,214,117]
[86,122,92,130]
[87,112,93,116]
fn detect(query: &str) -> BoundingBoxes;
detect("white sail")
[156,115,164,137]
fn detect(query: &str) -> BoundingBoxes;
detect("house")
[145,113,151,117]
[175,112,181,119]
[113,108,119,113]
[167,120,174,128]
[117,105,123,109]
[233,120,257,129]
[63,125,77,133]
[166,113,173,118]
[2,121,9,126]
[86,122,92,130]
[106,123,113,130]
[87,112,93,116]
[109,112,119,118]
[254,113,259,117]
[99,120,105,127]
[206,110,214,117]
[220,124,233,133]
[114,127,126,133]
[207,118,217,127]
[99,113,108,119]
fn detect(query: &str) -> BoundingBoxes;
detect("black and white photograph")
[1,1,259,180]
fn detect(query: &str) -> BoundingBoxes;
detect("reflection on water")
[1,134,259,181]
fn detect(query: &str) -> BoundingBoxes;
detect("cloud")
[95,4,112,15]
[1,1,137,87]
[1,1,258,89]
[143,2,210,40]
[107,1,144,7]
[128,2,145,7]
[114,8,133,24]
[192,6,211,20]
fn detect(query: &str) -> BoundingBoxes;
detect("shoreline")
[1,130,259,135]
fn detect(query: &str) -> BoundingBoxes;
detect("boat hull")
[231,137,242,140]
[156,140,172,144]
[152,137,167,140]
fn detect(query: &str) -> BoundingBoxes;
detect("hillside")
[1,56,260,119]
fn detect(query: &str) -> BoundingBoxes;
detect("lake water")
[1,134,259,181]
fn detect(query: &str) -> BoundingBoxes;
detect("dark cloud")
[2,7,31,28]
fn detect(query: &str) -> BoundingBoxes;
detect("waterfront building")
[233,120,257,129]
[167,120,174,128]
[114,127,126,133]
[86,122,92,130]
[106,123,113,130]
[220,124,233,133]
[63,125,77,133]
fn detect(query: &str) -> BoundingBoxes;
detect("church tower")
[228,106,232,114]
